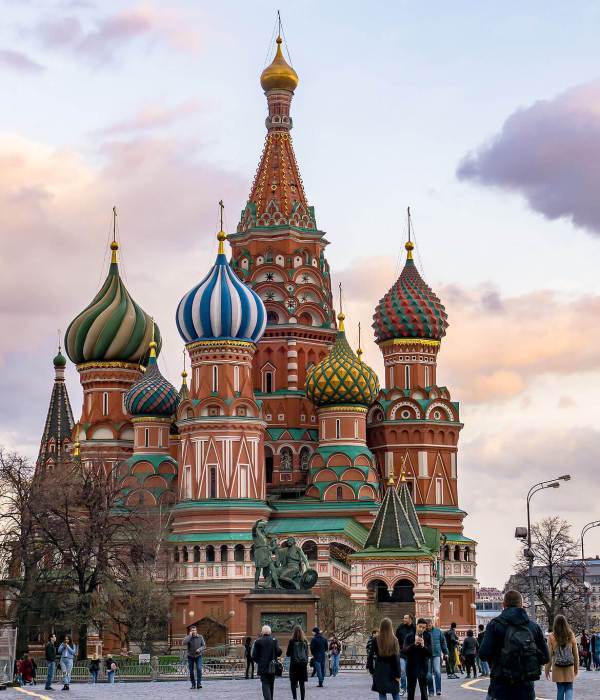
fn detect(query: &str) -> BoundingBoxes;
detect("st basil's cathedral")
[37,32,477,647]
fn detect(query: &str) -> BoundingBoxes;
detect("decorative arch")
[425,401,454,421]
[389,401,423,421]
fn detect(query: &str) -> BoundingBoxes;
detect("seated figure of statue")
[278,537,309,589]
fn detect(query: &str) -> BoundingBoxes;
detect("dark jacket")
[286,639,308,683]
[444,627,459,650]
[252,634,282,676]
[367,637,401,695]
[479,607,549,700]
[403,632,432,678]
[477,630,485,648]
[310,633,328,661]
[89,659,100,673]
[244,639,253,660]
[45,642,56,662]
[462,635,479,656]
[395,623,416,658]
[183,633,206,658]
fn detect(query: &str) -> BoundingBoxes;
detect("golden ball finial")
[110,240,119,264]
[181,369,188,379]
[217,230,226,242]
[260,35,299,92]
[405,241,414,251]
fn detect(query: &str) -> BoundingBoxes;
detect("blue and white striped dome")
[176,232,267,344]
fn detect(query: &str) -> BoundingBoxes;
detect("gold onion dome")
[306,313,379,407]
[260,36,299,92]
[65,240,161,366]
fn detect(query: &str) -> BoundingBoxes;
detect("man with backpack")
[479,589,549,700]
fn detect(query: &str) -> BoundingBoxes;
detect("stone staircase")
[376,602,415,628]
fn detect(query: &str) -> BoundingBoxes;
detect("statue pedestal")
[242,589,320,637]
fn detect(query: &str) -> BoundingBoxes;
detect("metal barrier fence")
[31,654,368,683]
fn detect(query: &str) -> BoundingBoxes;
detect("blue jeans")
[45,661,55,689]
[480,659,490,675]
[90,670,98,683]
[331,654,340,676]
[314,659,325,684]
[556,682,573,700]
[400,657,407,690]
[60,658,73,685]
[378,694,400,700]
[107,670,116,684]
[427,655,442,694]
[188,656,202,685]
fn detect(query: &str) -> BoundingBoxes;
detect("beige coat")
[545,632,579,683]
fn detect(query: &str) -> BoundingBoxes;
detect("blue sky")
[1,0,600,587]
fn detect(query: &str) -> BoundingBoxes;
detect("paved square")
[7,671,600,700]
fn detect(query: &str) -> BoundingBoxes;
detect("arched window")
[220,545,229,562]
[299,447,310,471]
[424,366,430,387]
[234,544,245,562]
[265,447,274,484]
[404,365,410,390]
[443,545,450,561]
[186,408,194,419]
[267,311,279,325]
[182,546,189,563]
[233,365,240,393]
[280,447,293,471]
[205,545,215,563]
[464,546,471,562]
[209,467,217,498]
[335,419,341,439]
[453,545,461,561]
[193,546,200,563]
[264,371,274,393]
[102,392,109,416]
[302,540,318,561]
[212,366,218,392]
[144,428,150,447]
[336,486,343,501]
[174,547,180,563]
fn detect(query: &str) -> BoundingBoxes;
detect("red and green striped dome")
[373,243,448,343]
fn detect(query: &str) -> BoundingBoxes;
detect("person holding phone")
[403,619,432,700]
[57,636,76,691]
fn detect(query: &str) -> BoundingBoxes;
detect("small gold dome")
[260,37,299,92]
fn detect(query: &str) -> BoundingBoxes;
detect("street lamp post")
[524,475,571,623]
[581,520,600,631]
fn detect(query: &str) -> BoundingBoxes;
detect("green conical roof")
[364,478,425,550]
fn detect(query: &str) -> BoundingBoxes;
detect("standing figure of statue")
[252,520,280,589]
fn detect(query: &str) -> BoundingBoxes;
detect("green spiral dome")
[65,243,161,365]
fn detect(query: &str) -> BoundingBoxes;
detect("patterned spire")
[238,33,316,232]
[36,348,75,471]
[364,477,425,550]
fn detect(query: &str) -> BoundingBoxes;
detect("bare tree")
[317,587,373,641]
[511,516,584,629]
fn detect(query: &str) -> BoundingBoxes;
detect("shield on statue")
[300,569,318,590]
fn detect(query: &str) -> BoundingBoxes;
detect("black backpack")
[498,619,541,682]
[292,641,308,664]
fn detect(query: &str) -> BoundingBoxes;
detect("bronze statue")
[251,521,318,590]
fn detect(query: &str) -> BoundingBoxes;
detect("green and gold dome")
[305,313,379,407]
[65,241,161,366]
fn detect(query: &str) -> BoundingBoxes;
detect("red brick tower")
[368,226,476,627]
[228,35,337,494]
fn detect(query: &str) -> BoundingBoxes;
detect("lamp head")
[559,474,571,481]
[549,482,560,489]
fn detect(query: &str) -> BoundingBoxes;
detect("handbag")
[267,638,283,677]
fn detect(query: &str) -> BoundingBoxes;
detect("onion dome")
[65,241,161,365]
[53,348,67,368]
[260,36,298,92]
[124,341,179,417]
[306,313,380,407]
[176,230,267,344]
[373,241,448,343]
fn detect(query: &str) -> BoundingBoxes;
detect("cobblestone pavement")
[8,671,600,700]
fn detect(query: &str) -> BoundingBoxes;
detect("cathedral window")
[236,407,247,417]
[435,477,443,504]
[158,429,163,448]
[234,544,245,562]
[220,545,229,562]
[265,447,274,484]
[264,371,274,393]
[388,366,394,387]
[299,447,310,471]
[239,465,248,498]
[321,419,326,438]
[206,545,215,563]
[184,466,192,499]
[102,392,109,416]
[464,546,471,562]
[404,366,410,390]
[354,419,358,438]
[424,366,430,387]
[280,447,293,471]
[144,428,150,447]
[182,546,189,563]
[335,419,341,439]
[336,486,343,501]
[233,365,240,392]
[418,451,428,478]
[209,466,217,498]
[453,545,461,561]
[174,548,180,563]
[212,366,218,392]
[193,546,201,563]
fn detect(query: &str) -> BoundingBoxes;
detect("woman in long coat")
[545,614,579,700]
[286,625,309,700]
[367,617,402,700]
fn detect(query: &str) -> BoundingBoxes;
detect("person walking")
[329,636,341,677]
[479,589,549,700]
[462,629,479,678]
[245,636,255,679]
[286,625,309,700]
[580,630,591,671]
[593,630,600,670]
[395,614,416,693]
[106,657,117,684]
[544,614,579,700]
[45,633,57,691]
[57,635,76,692]
[183,624,206,689]
[425,619,448,696]
[310,627,328,688]
[21,654,34,686]
[88,655,100,684]
[252,625,282,700]
[444,622,460,679]
[403,618,432,700]
[367,617,401,700]
[477,624,490,676]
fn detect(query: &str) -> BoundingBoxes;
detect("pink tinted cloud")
[95,99,203,136]
[457,79,600,236]
[0,48,44,73]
